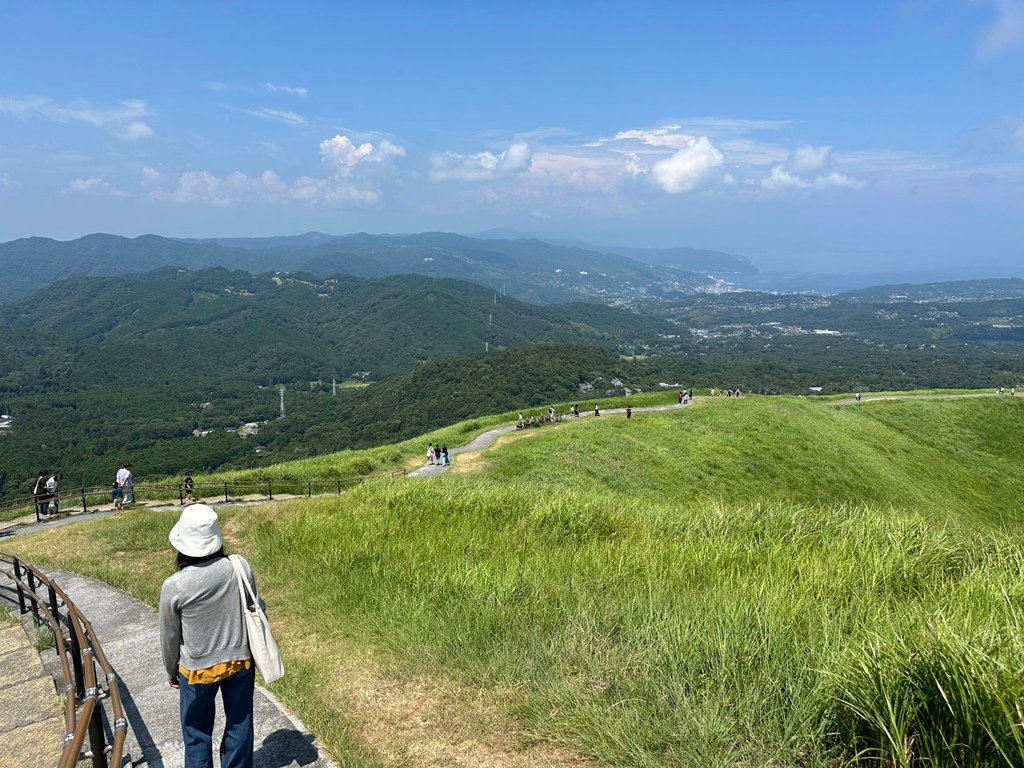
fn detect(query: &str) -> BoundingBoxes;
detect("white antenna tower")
[489,312,493,328]
[485,341,489,353]
[279,386,285,418]
[332,378,337,396]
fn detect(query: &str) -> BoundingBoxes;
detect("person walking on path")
[441,443,449,466]
[160,504,259,768]
[117,462,135,505]
[111,481,124,512]
[183,473,195,504]
[427,443,435,465]
[678,391,683,404]
[626,406,632,420]
[594,404,600,416]
[32,470,49,518]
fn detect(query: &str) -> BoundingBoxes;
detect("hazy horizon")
[1,2,1021,277]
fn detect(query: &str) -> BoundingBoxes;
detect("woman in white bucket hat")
[159,504,260,768]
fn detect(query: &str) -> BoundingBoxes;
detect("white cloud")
[0,95,155,139]
[0,173,19,191]
[650,136,724,193]
[67,177,124,195]
[613,125,694,149]
[203,81,229,91]
[152,169,380,207]
[979,0,1024,57]
[430,140,532,181]
[761,145,864,190]
[319,134,405,175]
[140,166,161,187]
[263,82,309,97]
[242,107,308,127]
[117,120,156,141]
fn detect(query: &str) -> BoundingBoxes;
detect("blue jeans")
[178,665,254,768]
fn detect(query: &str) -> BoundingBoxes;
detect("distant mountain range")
[0,231,731,305]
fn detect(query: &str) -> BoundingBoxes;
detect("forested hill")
[840,278,1024,303]
[0,231,715,305]
[0,266,677,393]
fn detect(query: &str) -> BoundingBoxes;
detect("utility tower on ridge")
[279,387,285,419]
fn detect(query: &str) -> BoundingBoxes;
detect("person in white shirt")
[116,462,135,504]
[45,471,62,514]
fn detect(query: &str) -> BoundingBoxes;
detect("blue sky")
[1,1,1022,274]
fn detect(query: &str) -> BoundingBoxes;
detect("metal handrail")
[0,469,407,521]
[0,552,127,768]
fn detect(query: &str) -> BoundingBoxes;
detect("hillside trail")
[5,390,1021,767]
[408,399,694,477]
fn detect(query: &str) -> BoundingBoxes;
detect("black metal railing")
[0,470,407,523]
[0,553,128,768]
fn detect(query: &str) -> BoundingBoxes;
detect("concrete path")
[20,569,334,768]
[408,399,693,477]
[0,619,65,768]
[829,392,1010,406]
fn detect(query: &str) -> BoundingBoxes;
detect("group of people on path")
[426,442,450,466]
[31,469,62,517]
[30,462,135,518]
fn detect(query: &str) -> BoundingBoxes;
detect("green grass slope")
[11,395,1024,767]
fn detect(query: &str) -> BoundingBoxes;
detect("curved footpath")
[11,568,334,768]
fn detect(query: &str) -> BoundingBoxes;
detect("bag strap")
[228,554,258,611]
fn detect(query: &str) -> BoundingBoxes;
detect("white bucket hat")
[169,504,223,557]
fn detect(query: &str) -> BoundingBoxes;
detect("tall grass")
[9,395,1024,766]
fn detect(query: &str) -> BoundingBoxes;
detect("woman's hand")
[169,677,180,689]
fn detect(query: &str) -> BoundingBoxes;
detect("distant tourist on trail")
[688,389,693,400]
[678,391,683,403]
[855,392,861,402]
[710,388,716,398]
[160,504,260,768]
[111,481,124,512]
[32,470,49,518]
[573,404,580,417]
[441,443,449,465]
[117,462,134,504]
[183,473,194,504]
[427,443,435,465]
[45,471,62,515]
[626,406,632,420]
[594,404,600,416]
[517,412,524,428]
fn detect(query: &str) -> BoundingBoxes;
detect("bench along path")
[42,568,334,768]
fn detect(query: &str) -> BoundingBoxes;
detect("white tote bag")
[229,555,285,684]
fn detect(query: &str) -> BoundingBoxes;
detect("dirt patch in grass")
[336,661,592,768]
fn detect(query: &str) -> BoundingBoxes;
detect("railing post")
[307,481,312,497]
[67,621,85,699]
[12,558,27,615]
[268,480,272,500]
[87,700,109,768]
[337,480,342,495]
[26,569,40,623]
[81,488,88,514]
[179,484,184,506]
[48,584,59,619]
[224,482,229,504]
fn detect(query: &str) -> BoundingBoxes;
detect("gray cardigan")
[159,555,258,679]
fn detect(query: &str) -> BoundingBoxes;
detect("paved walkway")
[1,569,334,768]
[0,618,65,768]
